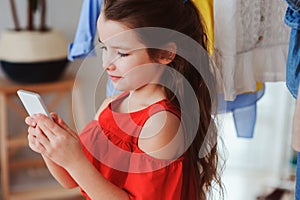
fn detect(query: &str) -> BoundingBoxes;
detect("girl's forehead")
[97,14,145,49]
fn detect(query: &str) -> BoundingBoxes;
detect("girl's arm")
[65,154,130,200]
[42,154,78,188]
[69,95,129,199]
[26,114,78,188]
[32,112,129,200]
[138,111,185,160]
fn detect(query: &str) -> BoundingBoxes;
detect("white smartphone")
[17,89,52,119]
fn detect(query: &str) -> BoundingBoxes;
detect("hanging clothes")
[196,0,265,138]
[68,0,102,61]
[218,85,265,138]
[297,152,300,200]
[285,1,300,199]
[287,0,300,151]
[192,0,214,55]
[293,84,300,151]
[67,0,116,97]
[214,0,290,101]
[285,3,300,99]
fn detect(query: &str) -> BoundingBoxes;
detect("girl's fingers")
[49,113,78,139]
[57,118,77,138]
[28,126,35,135]
[34,126,50,142]
[28,129,36,143]
[34,114,78,145]
[27,128,46,154]
[34,114,63,137]
[50,112,58,122]
[50,112,69,130]
[36,118,57,141]
[34,126,50,153]
[57,117,68,129]
[25,116,37,127]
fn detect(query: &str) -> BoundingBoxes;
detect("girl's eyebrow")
[98,37,133,51]
[98,38,105,46]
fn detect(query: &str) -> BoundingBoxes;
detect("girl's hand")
[27,125,45,154]
[26,115,43,153]
[25,115,37,127]
[30,113,85,169]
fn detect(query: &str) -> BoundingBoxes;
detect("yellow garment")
[193,0,214,55]
[193,0,264,94]
[256,82,263,91]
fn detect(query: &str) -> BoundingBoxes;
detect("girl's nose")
[104,63,116,71]
[103,52,120,70]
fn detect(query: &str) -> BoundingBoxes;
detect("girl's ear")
[157,42,177,65]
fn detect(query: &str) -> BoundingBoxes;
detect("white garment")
[293,84,300,151]
[214,0,290,100]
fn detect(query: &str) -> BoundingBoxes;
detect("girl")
[25,0,222,199]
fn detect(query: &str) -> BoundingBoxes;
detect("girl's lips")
[109,75,122,81]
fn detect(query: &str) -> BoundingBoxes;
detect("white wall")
[0,0,84,74]
[0,0,83,42]
[220,82,297,200]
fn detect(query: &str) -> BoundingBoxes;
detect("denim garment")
[297,152,300,200]
[285,0,300,98]
[218,85,265,138]
[285,2,300,200]
[68,0,102,61]
[286,0,300,13]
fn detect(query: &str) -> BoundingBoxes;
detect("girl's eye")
[100,46,107,51]
[118,52,129,57]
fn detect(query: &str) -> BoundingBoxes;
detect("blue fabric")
[106,78,121,97]
[68,0,119,97]
[285,1,300,98]
[286,0,300,13]
[297,152,300,200]
[218,86,265,138]
[286,28,300,99]
[68,0,102,61]
[285,1,300,199]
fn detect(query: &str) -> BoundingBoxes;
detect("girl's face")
[97,14,164,92]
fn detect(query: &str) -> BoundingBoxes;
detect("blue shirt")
[68,0,102,61]
[285,0,300,98]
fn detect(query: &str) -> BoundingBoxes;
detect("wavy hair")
[103,0,223,199]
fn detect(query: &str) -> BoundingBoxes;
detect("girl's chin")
[111,84,127,92]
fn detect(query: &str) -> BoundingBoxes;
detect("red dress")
[79,92,197,200]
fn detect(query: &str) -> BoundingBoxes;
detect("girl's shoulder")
[138,108,185,160]
[93,94,120,120]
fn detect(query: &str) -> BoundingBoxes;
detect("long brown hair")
[103,0,223,199]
